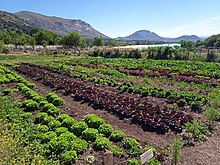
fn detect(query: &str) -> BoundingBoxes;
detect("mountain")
[15,11,109,39]
[116,30,202,42]
[0,11,34,33]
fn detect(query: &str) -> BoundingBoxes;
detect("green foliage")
[123,137,139,149]
[127,158,139,165]
[46,93,64,106]
[93,137,110,150]
[177,99,186,107]
[59,132,77,142]
[42,103,60,116]
[61,32,86,48]
[61,150,77,165]
[2,88,14,95]
[184,120,210,141]
[172,138,182,165]
[108,144,123,157]
[191,101,202,113]
[42,116,54,125]
[92,37,104,47]
[41,131,57,143]
[205,108,220,121]
[57,114,71,122]
[71,121,88,136]
[22,99,39,111]
[82,128,99,142]
[48,120,62,130]
[98,123,113,137]
[55,127,69,136]
[206,52,217,62]
[71,138,88,154]
[34,112,48,124]
[61,117,77,130]
[36,125,49,133]
[110,130,125,142]
[83,114,104,129]
[48,136,69,154]
[147,158,160,165]
[20,112,33,122]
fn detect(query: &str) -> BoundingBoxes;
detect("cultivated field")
[0,54,219,165]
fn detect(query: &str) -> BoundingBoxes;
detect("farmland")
[0,54,220,165]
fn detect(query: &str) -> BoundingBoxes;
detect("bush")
[71,138,88,154]
[206,52,217,62]
[47,107,60,117]
[48,120,61,130]
[34,112,48,124]
[2,88,14,95]
[123,137,139,149]
[39,101,49,109]
[22,99,39,111]
[36,125,49,133]
[57,114,71,122]
[93,137,110,150]
[71,121,88,136]
[82,128,99,142]
[110,130,124,142]
[61,150,77,165]
[98,124,113,137]
[83,114,104,129]
[32,95,44,102]
[52,98,65,106]
[55,127,69,136]
[61,117,77,130]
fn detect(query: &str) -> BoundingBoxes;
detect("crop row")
[16,63,194,133]
[1,66,163,164]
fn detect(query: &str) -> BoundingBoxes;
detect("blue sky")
[1,0,220,38]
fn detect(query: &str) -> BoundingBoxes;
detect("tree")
[204,34,220,47]
[92,37,104,47]
[33,30,58,46]
[61,32,86,48]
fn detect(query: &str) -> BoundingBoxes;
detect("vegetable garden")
[0,54,219,164]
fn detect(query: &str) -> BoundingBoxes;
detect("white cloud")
[157,15,220,37]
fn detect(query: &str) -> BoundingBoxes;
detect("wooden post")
[104,150,113,165]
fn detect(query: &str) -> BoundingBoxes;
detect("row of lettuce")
[0,65,161,164]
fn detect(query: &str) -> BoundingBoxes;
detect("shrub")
[2,88,14,95]
[34,112,48,124]
[32,95,44,102]
[82,128,99,142]
[41,131,57,143]
[71,138,88,154]
[55,127,69,136]
[98,124,113,137]
[83,114,104,129]
[57,114,71,122]
[108,144,123,157]
[52,98,65,106]
[42,116,54,125]
[110,130,124,142]
[22,99,39,111]
[61,117,77,130]
[123,137,139,149]
[36,125,49,133]
[61,150,77,165]
[42,103,55,112]
[60,132,77,142]
[127,159,139,165]
[71,121,88,136]
[48,120,61,130]
[93,137,110,151]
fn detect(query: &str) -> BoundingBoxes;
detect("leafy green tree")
[92,37,104,47]
[33,30,58,46]
[61,32,86,48]
[204,34,220,47]
[180,40,195,50]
